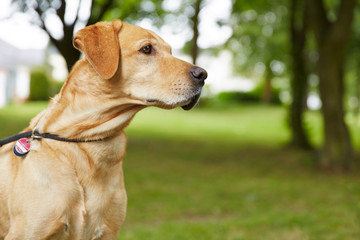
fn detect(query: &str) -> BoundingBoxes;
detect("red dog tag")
[13,138,31,157]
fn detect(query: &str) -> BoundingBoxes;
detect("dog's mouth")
[146,92,202,110]
[181,93,201,111]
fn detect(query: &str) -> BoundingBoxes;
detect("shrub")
[210,83,282,106]
[29,70,50,101]
[29,70,64,101]
[217,91,261,103]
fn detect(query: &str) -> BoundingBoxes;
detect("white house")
[0,18,48,107]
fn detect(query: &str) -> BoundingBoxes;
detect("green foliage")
[229,0,289,76]
[182,40,193,57]
[29,70,64,101]
[206,86,281,107]
[217,91,261,103]
[102,0,167,26]
[29,70,50,101]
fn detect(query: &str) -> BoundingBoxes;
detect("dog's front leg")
[90,226,119,240]
[6,150,81,240]
[5,221,69,240]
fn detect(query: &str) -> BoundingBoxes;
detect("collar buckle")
[31,127,42,140]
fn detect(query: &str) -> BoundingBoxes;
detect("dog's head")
[73,19,207,110]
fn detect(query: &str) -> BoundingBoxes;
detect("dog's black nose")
[190,67,207,86]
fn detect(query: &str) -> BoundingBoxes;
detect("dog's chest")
[72,135,128,238]
[78,163,126,238]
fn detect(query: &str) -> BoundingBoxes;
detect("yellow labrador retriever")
[0,19,207,239]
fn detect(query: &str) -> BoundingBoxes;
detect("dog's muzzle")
[181,67,207,111]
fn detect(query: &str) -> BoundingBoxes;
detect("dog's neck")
[30,59,147,140]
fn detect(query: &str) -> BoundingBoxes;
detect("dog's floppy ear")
[73,20,123,80]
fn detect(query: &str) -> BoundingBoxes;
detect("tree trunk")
[288,0,311,150]
[317,44,352,170]
[190,0,202,65]
[307,0,355,171]
[60,47,81,72]
[56,24,81,72]
[355,60,360,120]
[263,63,272,103]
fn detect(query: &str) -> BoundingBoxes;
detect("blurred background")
[0,0,360,239]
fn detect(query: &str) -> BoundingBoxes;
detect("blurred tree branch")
[88,0,113,25]
[190,0,202,65]
[12,0,120,71]
[11,0,153,72]
[33,0,80,71]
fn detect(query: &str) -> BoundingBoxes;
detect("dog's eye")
[140,45,152,55]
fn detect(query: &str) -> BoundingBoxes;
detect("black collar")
[0,129,106,147]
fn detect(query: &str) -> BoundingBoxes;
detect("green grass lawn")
[0,102,359,240]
